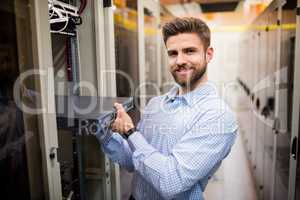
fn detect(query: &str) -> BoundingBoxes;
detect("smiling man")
[96,17,238,200]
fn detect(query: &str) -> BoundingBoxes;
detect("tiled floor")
[204,133,258,200]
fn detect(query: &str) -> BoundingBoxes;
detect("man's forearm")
[99,132,134,171]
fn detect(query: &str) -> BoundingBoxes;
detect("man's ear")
[205,47,214,63]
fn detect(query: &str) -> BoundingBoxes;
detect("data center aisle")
[204,132,258,200]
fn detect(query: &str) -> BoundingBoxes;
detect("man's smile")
[175,68,193,75]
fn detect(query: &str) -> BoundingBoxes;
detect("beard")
[171,65,207,90]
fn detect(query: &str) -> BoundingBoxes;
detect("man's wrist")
[124,127,137,139]
[124,122,135,133]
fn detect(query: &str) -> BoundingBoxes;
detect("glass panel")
[113,1,140,199]
[114,0,139,98]
[144,6,158,100]
[114,0,140,121]
[0,0,45,199]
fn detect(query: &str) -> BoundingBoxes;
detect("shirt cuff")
[127,131,149,151]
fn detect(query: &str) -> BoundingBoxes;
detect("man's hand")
[111,103,134,134]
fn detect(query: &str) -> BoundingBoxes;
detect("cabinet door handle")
[291,137,298,160]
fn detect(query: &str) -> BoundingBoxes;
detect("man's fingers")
[116,108,122,118]
[114,103,121,109]
[111,118,119,131]
[114,103,125,112]
[114,103,125,119]
[112,102,133,133]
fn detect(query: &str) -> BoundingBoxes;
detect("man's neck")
[178,77,208,95]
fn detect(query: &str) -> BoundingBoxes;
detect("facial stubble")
[172,65,207,90]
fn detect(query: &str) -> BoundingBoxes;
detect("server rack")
[288,1,300,199]
[1,0,163,199]
[49,0,122,199]
[237,0,300,199]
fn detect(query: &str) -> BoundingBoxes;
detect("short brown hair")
[162,17,211,50]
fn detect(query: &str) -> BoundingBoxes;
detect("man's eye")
[186,49,195,54]
[168,52,177,57]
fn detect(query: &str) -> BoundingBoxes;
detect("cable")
[48,1,55,18]
[49,1,70,34]
[78,0,87,15]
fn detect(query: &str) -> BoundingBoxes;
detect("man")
[96,17,237,200]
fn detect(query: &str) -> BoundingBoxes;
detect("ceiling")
[160,0,242,5]
[161,0,244,17]
[160,0,272,27]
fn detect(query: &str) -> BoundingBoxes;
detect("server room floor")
[204,133,258,200]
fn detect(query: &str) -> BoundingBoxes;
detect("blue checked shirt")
[96,82,238,200]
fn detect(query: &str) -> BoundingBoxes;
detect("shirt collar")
[165,84,179,102]
[165,81,217,106]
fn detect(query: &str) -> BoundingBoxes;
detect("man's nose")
[175,53,187,66]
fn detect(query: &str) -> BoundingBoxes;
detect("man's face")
[166,33,213,89]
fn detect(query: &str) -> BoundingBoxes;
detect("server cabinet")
[274,1,297,199]
[288,0,300,199]
[49,0,122,199]
[238,0,299,200]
